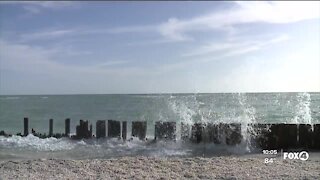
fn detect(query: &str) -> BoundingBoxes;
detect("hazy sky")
[0,1,319,95]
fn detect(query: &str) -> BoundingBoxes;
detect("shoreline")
[1,155,319,179]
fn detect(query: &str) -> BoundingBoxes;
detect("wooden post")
[191,123,204,143]
[49,119,53,137]
[265,124,279,149]
[108,120,121,138]
[96,120,106,138]
[24,117,29,136]
[203,123,220,144]
[65,118,70,136]
[314,124,320,149]
[225,123,242,145]
[75,120,92,139]
[155,122,176,140]
[132,121,147,140]
[299,124,313,149]
[89,124,92,137]
[249,123,269,149]
[122,121,127,140]
[181,123,191,141]
[76,125,80,139]
[264,124,298,150]
[277,124,297,150]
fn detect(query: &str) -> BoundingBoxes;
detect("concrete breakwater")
[0,117,319,150]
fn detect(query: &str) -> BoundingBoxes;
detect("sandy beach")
[0,155,319,179]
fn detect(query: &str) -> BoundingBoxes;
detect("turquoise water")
[0,92,319,160]
[0,92,319,135]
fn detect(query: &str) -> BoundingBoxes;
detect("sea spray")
[237,93,258,152]
[168,95,198,140]
[0,134,75,151]
[1,93,319,160]
[166,93,256,154]
[293,92,313,125]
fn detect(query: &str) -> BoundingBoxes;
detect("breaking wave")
[0,134,75,151]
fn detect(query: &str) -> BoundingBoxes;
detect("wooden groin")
[0,118,320,150]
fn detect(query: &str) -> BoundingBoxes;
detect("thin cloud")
[20,29,76,41]
[95,60,129,68]
[155,1,319,42]
[182,34,290,58]
[150,34,291,75]
[0,1,77,14]
[0,39,148,76]
[0,39,172,94]
[235,1,320,23]
[15,1,319,43]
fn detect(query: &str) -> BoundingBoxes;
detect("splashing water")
[0,134,75,151]
[292,92,313,125]
[167,93,258,153]
[1,93,319,160]
[237,93,257,152]
[168,95,198,125]
[167,95,199,140]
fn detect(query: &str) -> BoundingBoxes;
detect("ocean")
[0,92,319,160]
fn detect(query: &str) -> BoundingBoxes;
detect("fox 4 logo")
[283,151,309,161]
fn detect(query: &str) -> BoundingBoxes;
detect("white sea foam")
[0,135,253,160]
[168,95,199,125]
[1,96,20,100]
[237,93,258,152]
[0,134,75,151]
[292,92,313,125]
[1,93,317,160]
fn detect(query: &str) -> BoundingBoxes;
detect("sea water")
[0,92,319,160]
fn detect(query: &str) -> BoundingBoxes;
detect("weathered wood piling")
[75,120,92,139]
[191,123,204,143]
[49,119,53,137]
[155,122,176,140]
[277,124,297,149]
[122,121,127,140]
[314,124,320,149]
[23,117,28,136]
[181,123,191,141]
[132,121,147,140]
[190,123,242,145]
[248,123,270,149]
[298,124,313,149]
[249,123,320,150]
[225,123,242,145]
[108,120,121,138]
[96,120,106,138]
[2,118,320,150]
[65,118,70,136]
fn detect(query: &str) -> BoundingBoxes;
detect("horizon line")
[0,91,319,96]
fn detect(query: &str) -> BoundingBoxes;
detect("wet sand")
[0,154,319,179]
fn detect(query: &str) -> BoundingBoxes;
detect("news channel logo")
[283,151,309,161]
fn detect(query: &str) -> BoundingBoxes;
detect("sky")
[0,1,319,95]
